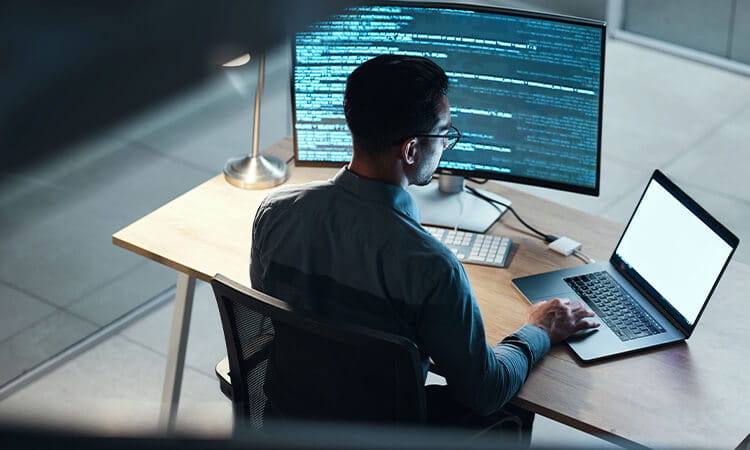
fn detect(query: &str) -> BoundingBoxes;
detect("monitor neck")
[407,175,510,233]
[437,174,464,194]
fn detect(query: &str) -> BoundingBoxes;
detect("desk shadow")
[502,242,520,268]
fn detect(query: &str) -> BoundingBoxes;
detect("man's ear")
[400,138,419,166]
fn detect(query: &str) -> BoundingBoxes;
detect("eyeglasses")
[414,126,461,151]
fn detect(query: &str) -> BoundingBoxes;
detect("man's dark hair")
[344,55,449,154]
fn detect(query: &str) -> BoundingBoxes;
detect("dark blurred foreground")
[0,0,359,170]
[0,419,633,449]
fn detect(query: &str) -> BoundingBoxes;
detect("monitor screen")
[292,2,605,195]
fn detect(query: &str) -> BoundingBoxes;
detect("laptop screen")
[613,173,736,329]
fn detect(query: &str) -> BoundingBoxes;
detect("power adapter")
[548,237,582,256]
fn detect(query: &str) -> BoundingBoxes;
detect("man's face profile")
[409,96,451,186]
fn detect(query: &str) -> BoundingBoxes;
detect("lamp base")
[223,153,289,190]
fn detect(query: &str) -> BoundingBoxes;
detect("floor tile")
[120,89,249,164]
[174,366,233,437]
[0,335,160,434]
[0,282,57,342]
[531,414,622,448]
[0,173,80,237]
[0,138,126,274]
[664,104,750,203]
[0,190,143,308]
[0,333,231,436]
[0,134,129,190]
[67,261,175,326]
[109,74,246,147]
[602,40,750,168]
[134,108,277,175]
[0,310,98,387]
[0,146,212,308]
[120,281,227,378]
[41,144,214,229]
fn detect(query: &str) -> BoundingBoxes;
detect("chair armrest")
[215,356,232,399]
[216,333,274,400]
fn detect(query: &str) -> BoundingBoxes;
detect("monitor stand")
[407,175,510,233]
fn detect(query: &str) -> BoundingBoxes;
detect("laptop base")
[513,262,684,362]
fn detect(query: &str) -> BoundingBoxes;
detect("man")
[251,55,599,426]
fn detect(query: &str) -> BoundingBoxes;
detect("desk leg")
[158,272,196,433]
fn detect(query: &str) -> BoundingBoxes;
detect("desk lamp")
[222,52,289,189]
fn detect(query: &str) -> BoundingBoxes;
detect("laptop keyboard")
[564,271,666,342]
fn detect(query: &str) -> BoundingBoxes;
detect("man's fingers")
[575,318,601,330]
[568,301,595,314]
[567,300,585,310]
[572,307,595,319]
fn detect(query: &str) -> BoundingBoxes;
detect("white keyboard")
[423,226,512,268]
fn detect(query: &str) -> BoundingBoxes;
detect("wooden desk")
[113,137,749,447]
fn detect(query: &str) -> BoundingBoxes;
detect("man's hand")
[528,298,601,344]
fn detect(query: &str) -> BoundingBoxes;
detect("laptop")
[512,170,739,361]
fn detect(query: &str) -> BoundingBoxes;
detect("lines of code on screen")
[294,5,603,189]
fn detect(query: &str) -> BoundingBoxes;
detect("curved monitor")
[292,2,606,195]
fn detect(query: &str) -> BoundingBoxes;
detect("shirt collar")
[332,167,421,223]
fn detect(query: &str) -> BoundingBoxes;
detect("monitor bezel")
[291,1,606,196]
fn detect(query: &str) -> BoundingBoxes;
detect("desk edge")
[111,234,213,283]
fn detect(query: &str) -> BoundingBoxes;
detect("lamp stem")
[222,51,288,190]
[251,53,265,158]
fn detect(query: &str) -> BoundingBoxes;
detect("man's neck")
[348,152,408,189]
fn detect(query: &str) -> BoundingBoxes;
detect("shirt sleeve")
[416,259,550,416]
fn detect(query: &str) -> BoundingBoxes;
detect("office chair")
[211,274,533,445]
[210,274,426,429]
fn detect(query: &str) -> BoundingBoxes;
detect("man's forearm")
[481,324,551,413]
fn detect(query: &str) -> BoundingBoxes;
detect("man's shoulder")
[259,180,337,211]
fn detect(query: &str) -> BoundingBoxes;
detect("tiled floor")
[0,22,749,450]
[0,43,293,389]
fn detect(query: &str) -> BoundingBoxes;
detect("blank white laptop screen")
[614,179,733,325]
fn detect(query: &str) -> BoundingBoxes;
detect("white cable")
[453,191,465,232]
[573,249,596,264]
[467,186,595,265]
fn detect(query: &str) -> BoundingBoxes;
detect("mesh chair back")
[211,274,427,428]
